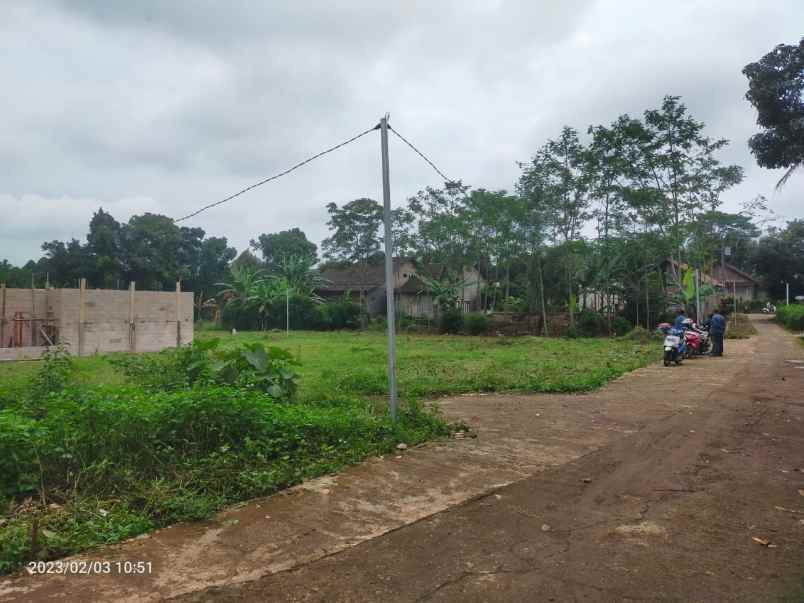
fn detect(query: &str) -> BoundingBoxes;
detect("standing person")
[710,309,726,356]
[673,308,687,330]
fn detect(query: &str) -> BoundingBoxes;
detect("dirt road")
[3,316,803,601]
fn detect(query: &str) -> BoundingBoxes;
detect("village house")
[317,258,485,319]
[711,262,763,300]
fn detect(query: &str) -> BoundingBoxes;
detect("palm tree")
[276,255,327,303]
[217,265,264,310]
[247,278,283,330]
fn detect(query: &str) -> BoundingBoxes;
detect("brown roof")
[711,263,759,285]
[318,258,410,292]
[318,259,449,293]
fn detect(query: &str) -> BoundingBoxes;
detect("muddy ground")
[3,315,802,602]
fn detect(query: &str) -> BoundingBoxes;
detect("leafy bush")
[212,342,300,398]
[439,307,463,334]
[776,304,804,332]
[320,297,362,330]
[463,313,489,335]
[501,296,527,313]
[576,309,607,337]
[611,316,632,336]
[0,387,450,573]
[27,345,75,406]
[622,326,657,344]
[110,339,300,399]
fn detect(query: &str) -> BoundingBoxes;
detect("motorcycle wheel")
[663,350,672,367]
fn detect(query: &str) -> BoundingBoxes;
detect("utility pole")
[286,286,290,335]
[695,269,701,324]
[380,115,398,420]
[786,282,789,306]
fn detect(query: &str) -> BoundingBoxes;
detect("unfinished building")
[0,280,193,361]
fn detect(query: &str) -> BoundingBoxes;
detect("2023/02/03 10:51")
[26,560,153,575]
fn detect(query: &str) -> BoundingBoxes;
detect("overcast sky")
[1,0,802,266]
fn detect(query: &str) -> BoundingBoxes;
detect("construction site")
[0,280,193,361]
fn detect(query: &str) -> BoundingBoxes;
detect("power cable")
[173,124,380,223]
[388,125,455,184]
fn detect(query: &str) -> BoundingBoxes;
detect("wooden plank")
[78,278,86,357]
[175,281,182,347]
[0,283,6,348]
[129,281,136,352]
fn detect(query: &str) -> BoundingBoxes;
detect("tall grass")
[776,304,804,332]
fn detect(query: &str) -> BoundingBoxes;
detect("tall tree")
[751,220,804,300]
[322,198,383,265]
[519,126,591,328]
[743,37,804,188]
[119,213,182,289]
[250,228,318,271]
[86,208,122,287]
[643,97,742,261]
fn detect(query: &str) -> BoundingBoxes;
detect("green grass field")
[1,330,661,402]
[208,330,662,398]
[0,329,660,574]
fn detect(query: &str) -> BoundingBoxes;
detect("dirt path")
[3,316,802,601]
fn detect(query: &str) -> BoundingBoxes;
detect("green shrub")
[776,304,804,332]
[0,387,450,573]
[611,316,632,336]
[322,297,362,329]
[463,313,489,335]
[28,344,75,406]
[110,339,300,399]
[622,326,657,344]
[501,296,527,313]
[576,309,607,337]
[439,307,463,334]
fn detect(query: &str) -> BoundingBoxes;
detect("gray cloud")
[1,0,802,265]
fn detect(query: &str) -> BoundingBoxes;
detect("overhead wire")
[388,125,455,185]
[173,123,380,223]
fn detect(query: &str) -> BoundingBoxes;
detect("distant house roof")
[318,258,411,292]
[711,263,759,285]
[318,259,458,294]
[318,263,385,292]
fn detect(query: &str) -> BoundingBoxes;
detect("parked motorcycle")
[682,318,710,357]
[658,322,686,366]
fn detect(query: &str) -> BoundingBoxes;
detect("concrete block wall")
[0,288,51,347]
[0,285,194,359]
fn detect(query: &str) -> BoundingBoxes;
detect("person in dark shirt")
[709,310,726,356]
[673,308,687,330]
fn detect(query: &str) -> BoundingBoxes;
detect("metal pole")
[695,269,701,324]
[786,282,790,306]
[733,281,737,326]
[286,286,290,335]
[380,115,398,420]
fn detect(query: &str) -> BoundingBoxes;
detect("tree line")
[2,90,803,328]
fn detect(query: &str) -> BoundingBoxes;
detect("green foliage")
[319,296,362,329]
[743,37,804,185]
[211,343,300,398]
[501,296,527,313]
[110,339,300,400]
[776,304,804,332]
[576,309,607,337]
[0,386,449,573]
[27,345,75,406]
[611,316,632,336]
[622,326,658,344]
[439,307,464,334]
[463,313,489,335]
[250,228,318,270]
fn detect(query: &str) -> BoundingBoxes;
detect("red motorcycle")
[682,318,710,357]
